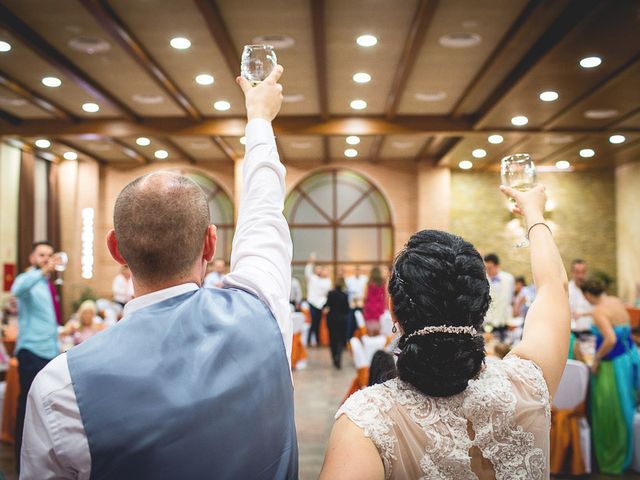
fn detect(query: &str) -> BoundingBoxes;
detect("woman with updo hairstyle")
[321,184,570,479]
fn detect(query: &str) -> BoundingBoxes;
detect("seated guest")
[112,265,134,306]
[321,184,569,479]
[22,65,298,479]
[582,277,640,474]
[203,259,227,288]
[324,277,350,369]
[61,300,102,346]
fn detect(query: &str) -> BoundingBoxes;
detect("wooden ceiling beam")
[322,136,330,163]
[193,0,239,78]
[368,136,384,163]
[311,0,329,119]
[0,71,75,121]
[55,138,107,165]
[80,0,201,120]
[449,0,542,117]
[8,138,62,163]
[0,3,139,120]
[473,0,602,129]
[0,109,21,125]
[384,0,439,119]
[163,137,197,164]
[434,137,463,166]
[108,137,148,164]
[2,115,638,138]
[212,136,239,162]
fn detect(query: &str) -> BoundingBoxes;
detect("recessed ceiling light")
[346,136,360,145]
[68,36,111,54]
[132,93,164,105]
[459,160,473,170]
[356,35,377,47]
[240,136,246,145]
[350,99,367,110]
[488,134,504,144]
[41,76,62,88]
[170,37,191,50]
[0,41,11,52]
[251,34,295,49]
[472,148,487,158]
[283,94,304,103]
[136,137,151,146]
[344,148,358,158]
[579,56,602,68]
[414,91,447,102]
[35,139,51,149]
[195,74,215,85]
[555,160,571,170]
[609,134,626,144]
[539,91,559,102]
[584,109,619,119]
[63,151,78,161]
[439,32,482,48]
[352,72,371,83]
[154,149,169,159]
[82,102,100,113]
[579,148,595,158]
[511,115,528,126]
[213,100,231,111]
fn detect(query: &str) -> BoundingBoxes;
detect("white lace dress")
[336,354,550,479]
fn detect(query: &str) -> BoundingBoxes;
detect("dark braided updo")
[389,230,491,397]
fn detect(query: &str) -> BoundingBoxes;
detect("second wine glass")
[241,45,277,86]
[500,153,537,248]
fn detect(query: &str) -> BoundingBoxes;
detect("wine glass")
[241,45,277,86]
[53,252,68,285]
[500,153,537,248]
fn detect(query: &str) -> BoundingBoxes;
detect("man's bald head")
[114,172,211,284]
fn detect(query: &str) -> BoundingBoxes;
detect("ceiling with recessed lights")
[0,0,638,170]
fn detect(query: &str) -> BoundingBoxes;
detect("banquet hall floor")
[0,348,639,479]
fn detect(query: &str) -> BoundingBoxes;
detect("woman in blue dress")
[582,278,640,474]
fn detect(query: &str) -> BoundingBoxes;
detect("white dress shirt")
[485,270,515,329]
[569,280,593,332]
[304,263,331,310]
[111,273,134,304]
[290,277,302,305]
[346,274,368,305]
[21,118,293,479]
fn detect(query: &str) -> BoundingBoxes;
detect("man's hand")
[42,255,62,276]
[236,65,284,122]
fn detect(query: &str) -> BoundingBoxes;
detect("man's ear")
[106,229,127,265]
[203,225,217,263]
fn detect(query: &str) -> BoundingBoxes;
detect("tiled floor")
[2,347,640,479]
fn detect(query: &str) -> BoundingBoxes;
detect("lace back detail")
[336,355,550,480]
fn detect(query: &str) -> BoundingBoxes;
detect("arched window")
[185,171,234,261]
[285,169,393,279]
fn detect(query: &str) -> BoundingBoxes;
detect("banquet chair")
[290,311,308,370]
[551,359,591,474]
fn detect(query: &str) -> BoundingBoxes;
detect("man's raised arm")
[222,66,294,360]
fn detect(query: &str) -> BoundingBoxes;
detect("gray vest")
[67,288,298,479]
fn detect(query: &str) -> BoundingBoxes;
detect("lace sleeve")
[502,354,551,421]
[336,384,397,479]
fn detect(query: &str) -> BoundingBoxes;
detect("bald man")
[21,66,297,479]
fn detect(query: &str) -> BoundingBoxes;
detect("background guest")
[345,265,368,339]
[305,254,331,346]
[204,259,227,288]
[363,267,387,322]
[290,275,302,310]
[61,300,102,347]
[10,241,62,471]
[484,253,515,341]
[569,259,593,336]
[367,350,397,387]
[582,277,639,474]
[324,277,350,369]
[112,265,134,306]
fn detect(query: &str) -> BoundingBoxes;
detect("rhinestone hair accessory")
[406,325,477,340]
[393,270,416,308]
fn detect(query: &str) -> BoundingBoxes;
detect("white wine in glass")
[500,153,537,248]
[241,45,277,86]
[53,251,68,285]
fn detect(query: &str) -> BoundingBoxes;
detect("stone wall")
[450,169,617,283]
[616,161,640,303]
